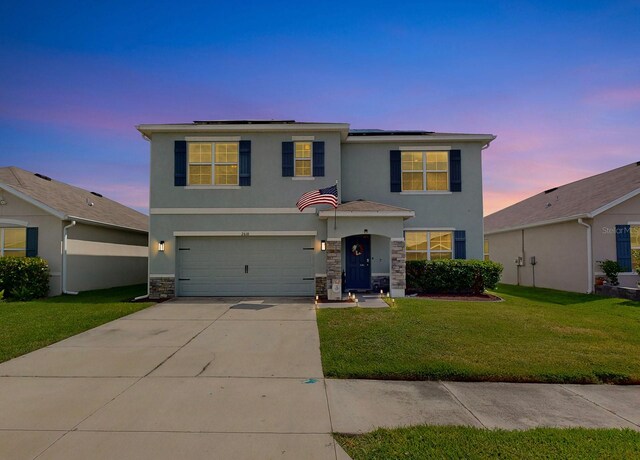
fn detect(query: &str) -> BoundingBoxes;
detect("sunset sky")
[1,1,639,215]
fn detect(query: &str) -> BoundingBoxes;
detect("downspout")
[62,220,79,295]
[578,218,593,294]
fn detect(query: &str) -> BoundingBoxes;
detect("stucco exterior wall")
[66,223,148,292]
[148,131,341,281]
[0,192,64,295]
[593,194,640,288]
[341,141,484,259]
[487,220,588,293]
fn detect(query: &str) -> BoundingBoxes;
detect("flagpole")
[334,180,338,230]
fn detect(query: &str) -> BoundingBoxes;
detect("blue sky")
[1,1,639,213]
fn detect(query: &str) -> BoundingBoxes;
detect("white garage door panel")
[177,236,314,296]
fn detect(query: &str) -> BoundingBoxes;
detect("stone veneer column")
[390,239,406,297]
[149,276,175,300]
[325,239,342,300]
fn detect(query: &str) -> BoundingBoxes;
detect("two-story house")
[137,120,495,300]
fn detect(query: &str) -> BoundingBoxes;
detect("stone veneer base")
[150,276,175,300]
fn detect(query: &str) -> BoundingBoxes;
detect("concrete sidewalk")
[0,298,349,460]
[1,297,639,459]
[326,379,640,434]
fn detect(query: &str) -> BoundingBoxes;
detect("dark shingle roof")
[0,167,148,232]
[484,162,640,234]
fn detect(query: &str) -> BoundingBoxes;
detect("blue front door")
[345,235,371,290]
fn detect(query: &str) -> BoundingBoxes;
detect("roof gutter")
[485,214,589,235]
[66,215,148,234]
[62,220,79,295]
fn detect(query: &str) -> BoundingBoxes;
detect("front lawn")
[0,284,153,363]
[335,426,640,460]
[316,284,640,383]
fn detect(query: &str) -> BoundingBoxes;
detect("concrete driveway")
[0,298,349,460]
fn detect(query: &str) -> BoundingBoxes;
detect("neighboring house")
[0,167,148,296]
[484,162,640,293]
[137,120,495,300]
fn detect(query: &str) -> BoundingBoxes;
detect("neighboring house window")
[188,142,239,185]
[295,142,312,177]
[0,227,26,257]
[405,231,453,260]
[484,239,490,261]
[631,226,640,271]
[401,151,449,191]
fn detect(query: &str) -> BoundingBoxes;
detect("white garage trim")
[150,274,175,278]
[173,231,317,237]
[67,240,148,257]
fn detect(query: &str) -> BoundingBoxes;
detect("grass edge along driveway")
[316,284,640,384]
[335,425,640,460]
[0,284,153,363]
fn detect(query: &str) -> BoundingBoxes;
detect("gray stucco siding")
[149,132,342,209]
[341,141,484,260]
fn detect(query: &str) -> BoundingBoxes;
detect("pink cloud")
[584,86,640,108]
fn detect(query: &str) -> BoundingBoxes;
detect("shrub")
[0,257,49,301]
[406,259,503,295]
[597,259,623,286]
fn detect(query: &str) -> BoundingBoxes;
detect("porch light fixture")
[158,240,165,252]
[321,240,326,251]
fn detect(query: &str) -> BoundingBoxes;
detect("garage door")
[177,236,315,296]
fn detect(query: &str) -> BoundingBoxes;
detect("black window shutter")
[616,225,632,271]
[174,140,187,186]
[26,227,38,257]
[312,141,325,177]
[239,140,251,186]
[390,150,401,192]
[282,142,294,177]
[454,230,466,259]
[450,149,462,192]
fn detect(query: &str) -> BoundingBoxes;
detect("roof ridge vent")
[544,187,558,194]
[90,191,103,197]
[34,173,52,181]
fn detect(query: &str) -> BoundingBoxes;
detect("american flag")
[296,184,338,211]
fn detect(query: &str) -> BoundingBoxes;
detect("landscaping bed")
[335,425,640,460]
[0,284,153,363]
[316,284,640,383]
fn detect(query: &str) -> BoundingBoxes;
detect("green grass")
[317,284,640,383]
[335,426,640,460]
[0,284,153,363]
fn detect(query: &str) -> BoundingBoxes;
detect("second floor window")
[188,142,238,185]
[405,231,453,260]
[401,151,449,191]
[295,142,312,177]
[1,227,26,257]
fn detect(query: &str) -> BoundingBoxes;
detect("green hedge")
[406,259,503,295]
[0,257,50,300]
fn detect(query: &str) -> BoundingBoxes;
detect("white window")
[484,239,490,261]
[405,231,453,261]
[1,227,26,257]
[188,142,238,185]
[295,142,312,177]
[401,151,448,191]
